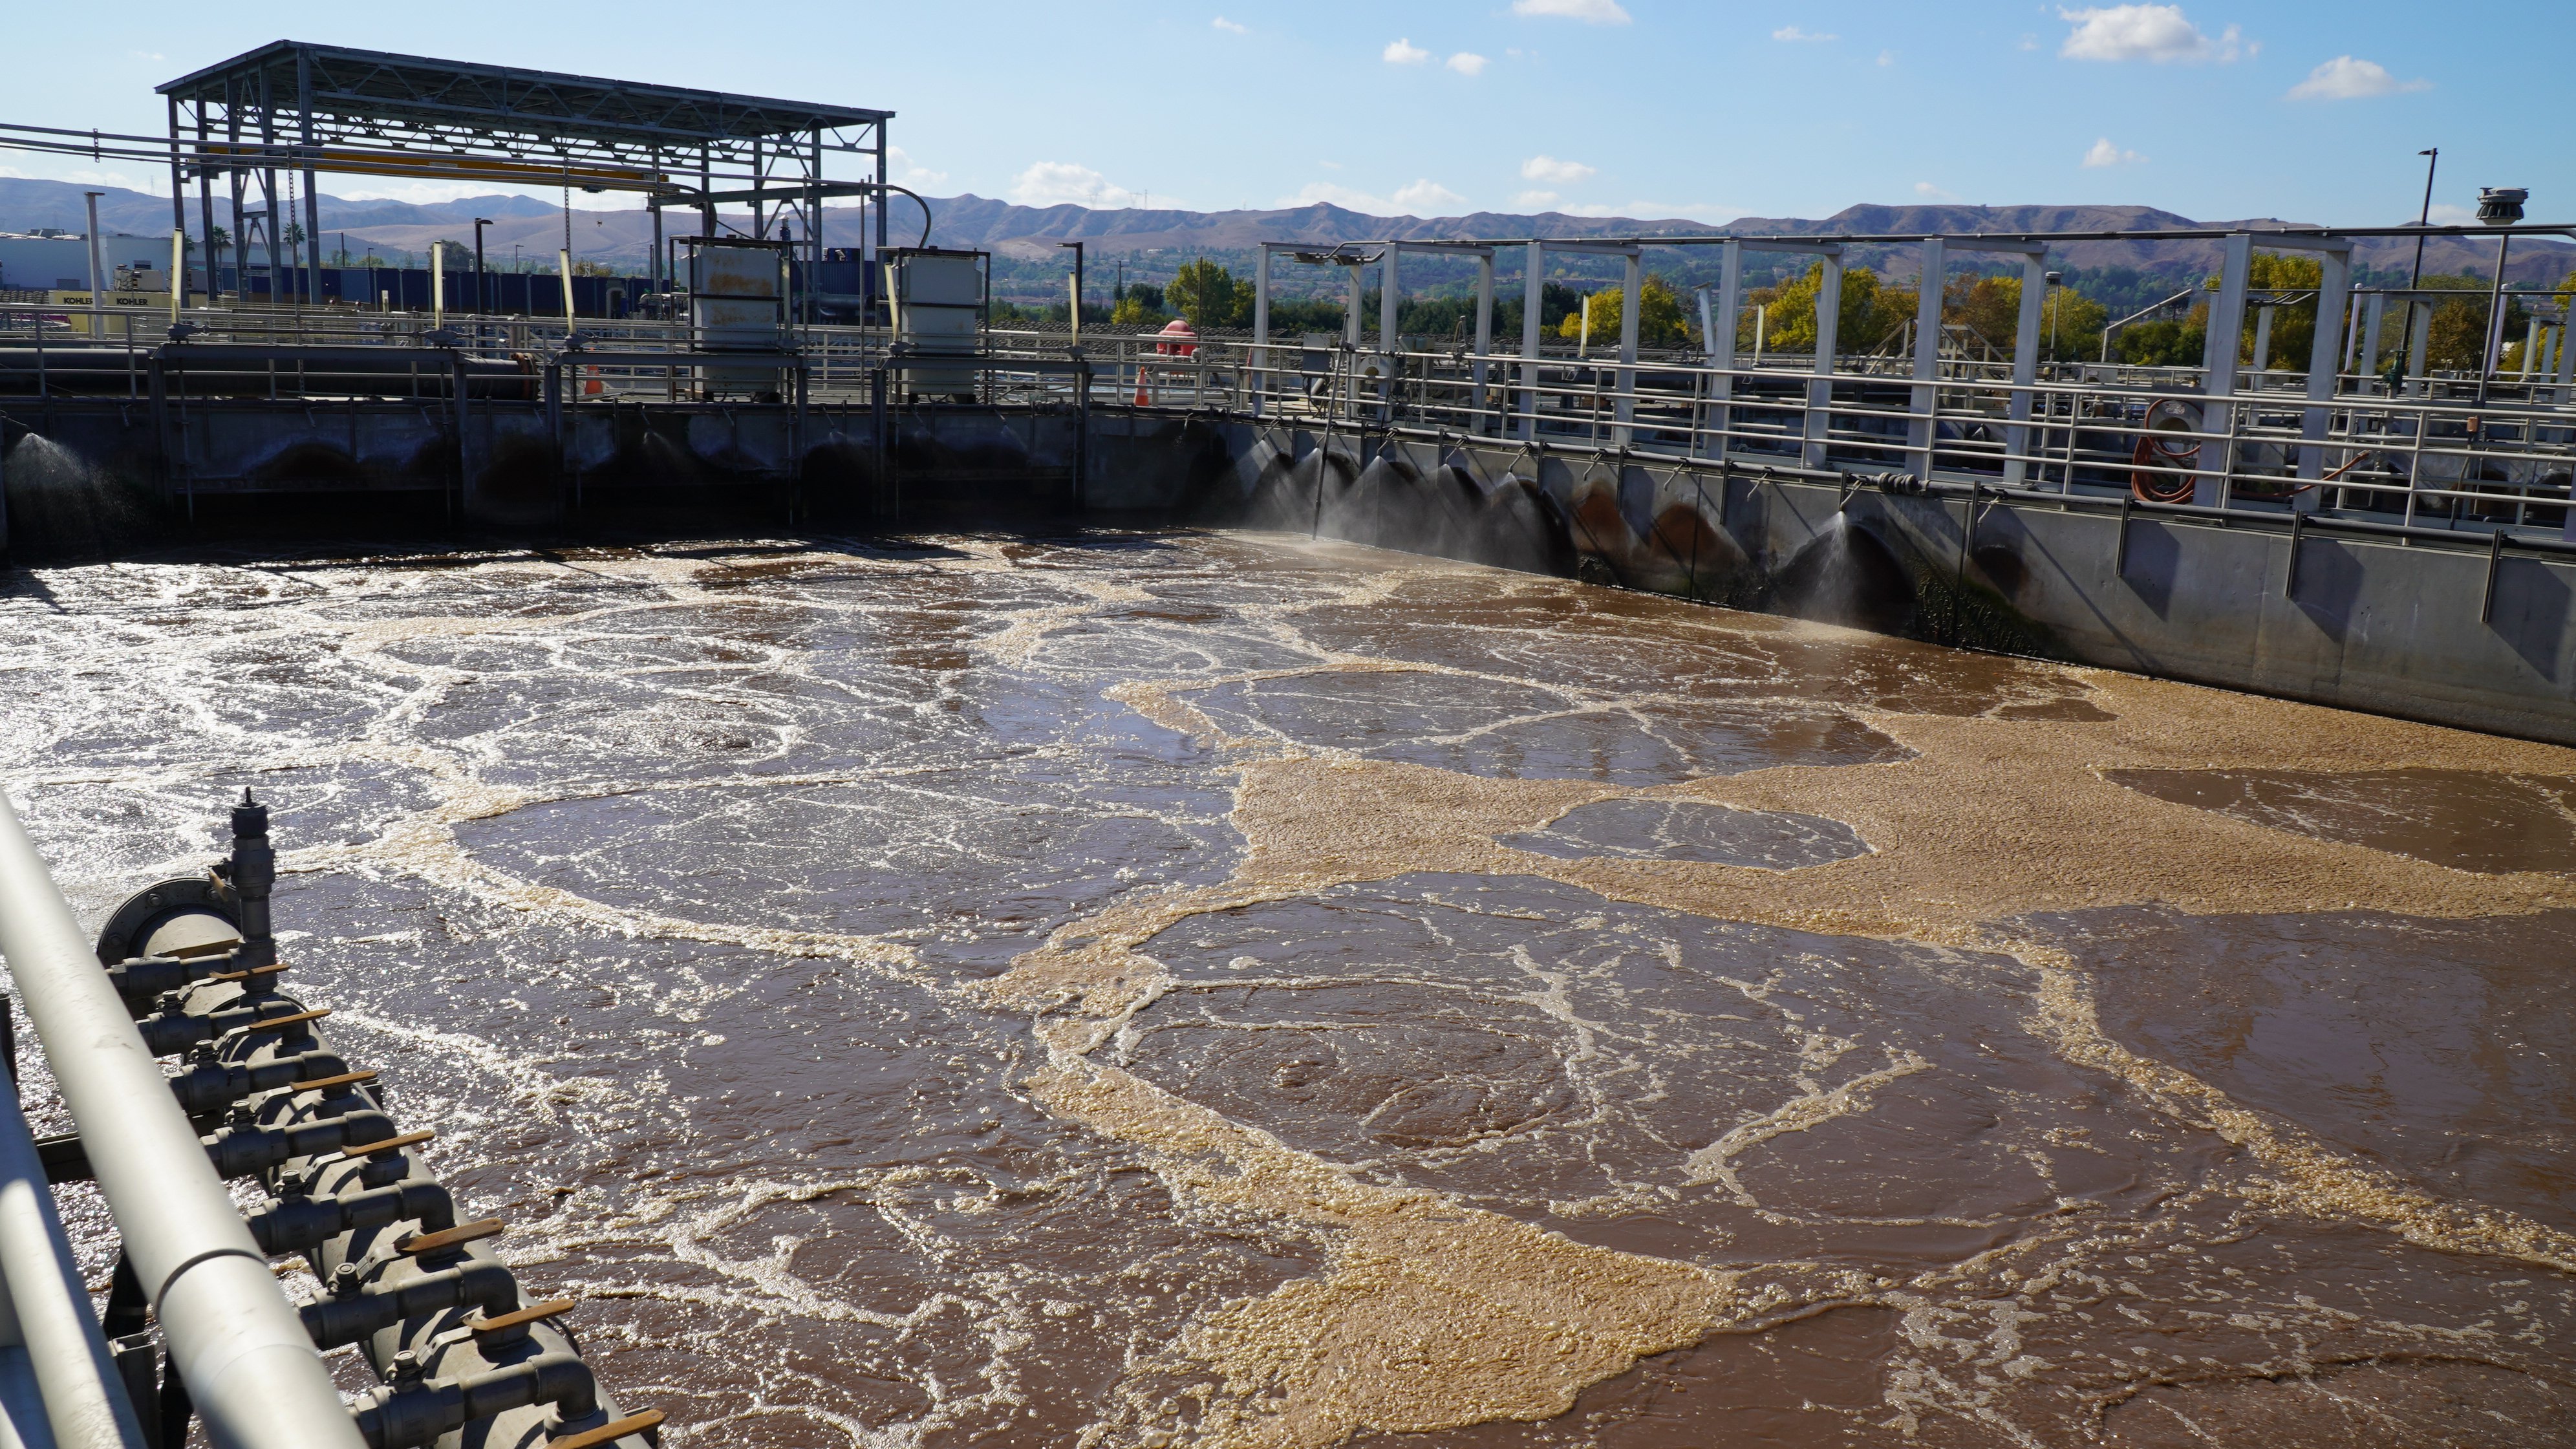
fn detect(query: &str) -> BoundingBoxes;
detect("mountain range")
[5,177,2566,287]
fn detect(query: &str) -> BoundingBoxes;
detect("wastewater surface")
[3,530,2572,1448]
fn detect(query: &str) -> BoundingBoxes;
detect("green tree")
[1165,258,1254,328]
[1110,281,1168,327]
[2112,312,2207,367]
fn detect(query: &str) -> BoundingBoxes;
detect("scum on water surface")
[2,530,2571,1448]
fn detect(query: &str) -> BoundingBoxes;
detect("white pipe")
[0,1076,144,1449]
[431,242,444,329]
[559,249,576,330]
[0,798,362,1449]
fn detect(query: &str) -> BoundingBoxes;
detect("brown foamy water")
[3,530,2570,1447]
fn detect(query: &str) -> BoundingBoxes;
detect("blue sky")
[3,2,2560,227]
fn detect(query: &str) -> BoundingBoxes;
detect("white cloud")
[1211,16,1247,33]
[2082,136,2147,167]
[1384,37,1430,64]
[1514,190,1562,209]
[1521,155,1596,184]
[2019,32,2040,50]
[1009,161,1146,209]
[1393,179,1468,211]
[2286,55,2429,100]
[1277,180,1468,217]
[888,145,947,188]
[1317,159,1343,171]
[1915,182,1960,200]
[1878,49,1896,66]
[1446,51,1488,74]
[2425,203,2476,226]
[2059,5,2245,63]
[1510,0,1631,23]
[1773,25,1836,41]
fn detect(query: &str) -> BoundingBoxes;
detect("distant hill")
[5,178,2566,288]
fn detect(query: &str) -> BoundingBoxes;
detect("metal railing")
[6,301,2571,539]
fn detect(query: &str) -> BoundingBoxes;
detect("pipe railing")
[0,797,363,1449]
[6,305,2571,536]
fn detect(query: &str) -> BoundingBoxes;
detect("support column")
[2004,254,2046,486]
[1379,244,1401,411]
[2295,244,2352,504]
[1803,252,1843,469]
[1380,245,1400,358]
[1710,239,1741,462]
[2196,233,2253,506]
[1907,239,1946,480]
[1614,252,1640,445]
[1520,241,1544,442]
[297,48,322,306]
[1252,244,1272,416]
[2359,292,2387,386]
[1472,252,1494,433]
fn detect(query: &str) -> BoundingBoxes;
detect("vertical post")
[1803,250,1843,469]
[2196,233,2253,506]
[1379,244,1401,361]
[1614,250,1640,445]
[1909,239,1945,480]
[2520,318,2543,379]
[171,229,185,327]
[1710,239,1741,462]
[1472,252,1494,434]
[1520,241,1545,442]
[2557,306,2576,390]
[431,241,444,328]
[1248,246,1267,414]
[874,129,890,253]
[2405,299,2431,396]
[297,49,321,307]
[83,193,107,340]
[2295,244,2352,505]
[2359,292,2387,386]
[2004,252,2046,486]
[195,102,218,305]
[559,248,576,330]
[257,65,281,314]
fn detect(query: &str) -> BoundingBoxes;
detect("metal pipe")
[0,796,363,1449]
[0,1066,145,1449]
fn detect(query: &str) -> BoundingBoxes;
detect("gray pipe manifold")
[50,792,663,1449]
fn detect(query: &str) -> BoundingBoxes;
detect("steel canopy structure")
[156,40,892,309]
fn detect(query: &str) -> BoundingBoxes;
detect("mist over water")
[1,530,2570,1447]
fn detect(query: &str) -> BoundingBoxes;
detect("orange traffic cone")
[1133,365,1150,407]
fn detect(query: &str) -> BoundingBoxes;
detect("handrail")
[0,797,362,1449]
[0,1060,144,1448]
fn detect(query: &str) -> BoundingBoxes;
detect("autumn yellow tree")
[1743,263,1916,356]
[1557,275,1692,349]
[1943,274,2108,361]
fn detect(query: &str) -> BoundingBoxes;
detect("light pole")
[2409,148,2438,288]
